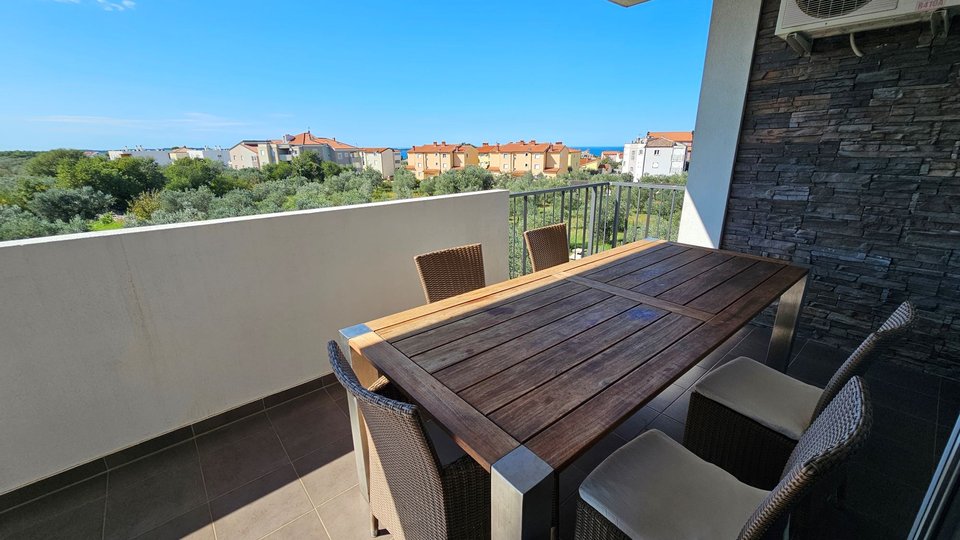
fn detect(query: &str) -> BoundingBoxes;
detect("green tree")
[392,167,418,199]
[420,166,493,196]
[163,157,225,192]
[24,149,85,177]
[0,205,87,241]
[58,156,165,208]
[320,160,345,179]
[261,161,294,181]
[28,186,115,222]
[290,150,325,181]
[0,176,56,208]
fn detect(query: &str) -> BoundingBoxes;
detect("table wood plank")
[349,331,519,470]
[686,260,783,313]
[560,274,714,322]
[490,313,703,442]
[578,243,689,283]
[368,239,658,334]
[605,248,713,290]
[524,264,808,469]
[460,305,668,414]
[436,295,640,392]
[631,251,732,297]
[657,256,757,305]
[413,288,611,373]
[390,281,588,356]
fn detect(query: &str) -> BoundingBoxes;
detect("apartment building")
[622,132,692,179]
[406,142,479,180]
[360,148,400,179]
[108,146,231,166]
[106,147,175,166]
[169,146,231,166]
[229,132,363,171]
[476,140,581,177]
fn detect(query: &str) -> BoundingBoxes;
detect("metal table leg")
[339,324,379,502]
[492,445,555,540]
[766,276,808,372]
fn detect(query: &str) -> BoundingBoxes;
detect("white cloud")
[96,0,136,11]
[30,113,247,131]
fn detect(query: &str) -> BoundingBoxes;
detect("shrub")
[0,205,87,241]
[24,149,85,177]
[28,186,115,222]
[0,176,56,208]
[128,191,162,221]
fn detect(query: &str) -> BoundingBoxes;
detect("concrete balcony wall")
[0,190,509,495]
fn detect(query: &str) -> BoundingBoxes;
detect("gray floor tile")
[293,435,358,506]
[559,464,589,502]
[647,414,685,443]
[0,476,106,538]
[559,494,578,540]
[571,432,626,473]
[103,442,206,540]
[317,487,391,540]
[195,413,275,456]
[673,366,707,389]
[696,325,752,370]
[613,406,658,441]
[662,390,691,423]
[261,510,329,540]
[269,393,351,460]
[647,384,684,412]
[2,497,105,540]
[132,505,214,540]
[198,423,290,499]
[209,465,313,540]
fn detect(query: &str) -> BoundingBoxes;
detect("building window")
[534,164,540,170]
[534,154,542,159]
[653,150,660,155]
[652,162,660,168]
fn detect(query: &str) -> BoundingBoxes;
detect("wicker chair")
[685,301,915,488]
[327,341,490,540]
[523,223,570,272]
[414,243,486,303]
[574,377,872,540]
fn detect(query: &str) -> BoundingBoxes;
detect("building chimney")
[441,140,446,145]
[433,141,438,145]
[556,141,563,145]
[482,142,489,146]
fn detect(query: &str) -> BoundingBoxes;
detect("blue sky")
[0,0,712,151]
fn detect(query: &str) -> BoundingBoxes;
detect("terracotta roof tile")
[409,142,475,153]
[647,131,693,144]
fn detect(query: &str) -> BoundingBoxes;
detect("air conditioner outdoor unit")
[776,0,959,40]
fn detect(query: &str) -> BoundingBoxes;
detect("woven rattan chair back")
[523,223,570,272]
[414,243,486,303]
[327,341,447,540]
[812,301,916,418]
[739,377,871,540]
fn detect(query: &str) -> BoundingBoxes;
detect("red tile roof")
[645,136,680,148]
[287,131,358,150]
[362,147,392,153]
[476,143,500,153]
[544,167,560,173]
[495,140,570,153]
[409,142,475,153]
[647,131,693,144]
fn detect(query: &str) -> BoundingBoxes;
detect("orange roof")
[647,131,693,144]
[601,151,622,156]
[170,146,191,154]
[409,142,475,153]
[511,171,526,177]
[424,169,440,175]
[495,140,570,153]
[544,167,560,173]
[404,165,416,170]
[645,136,681,148]
[487,166,501,172]
[580,157,598,165]
[287,131,358,150]
[361,147,392,153]
[476,143,500,153]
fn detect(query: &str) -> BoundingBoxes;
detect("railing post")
[643,187,654,239]
[521,195,529,275]
[586,186,597,256]
[611,185,622,249]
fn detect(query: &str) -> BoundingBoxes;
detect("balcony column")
[676,0,764,248]
[338,324,381,503]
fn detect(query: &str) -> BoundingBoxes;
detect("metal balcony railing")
[508,181,686,278]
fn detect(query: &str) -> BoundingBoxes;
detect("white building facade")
[622,135,690,179]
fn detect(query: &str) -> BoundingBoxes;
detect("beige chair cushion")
[693,356,823,440]
[579,430,768,539]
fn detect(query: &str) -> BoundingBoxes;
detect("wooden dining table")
[339,239,808,540]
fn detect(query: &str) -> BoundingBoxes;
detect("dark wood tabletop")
[348,240,808,472]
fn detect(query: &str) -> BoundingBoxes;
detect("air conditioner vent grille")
[797,0,874,18]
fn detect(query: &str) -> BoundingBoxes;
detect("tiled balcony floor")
[1,324,954,540]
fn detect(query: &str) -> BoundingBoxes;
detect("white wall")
[676,0,763,248]
[0,191,510,494]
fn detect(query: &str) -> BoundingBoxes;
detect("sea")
[397,146,621,160]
